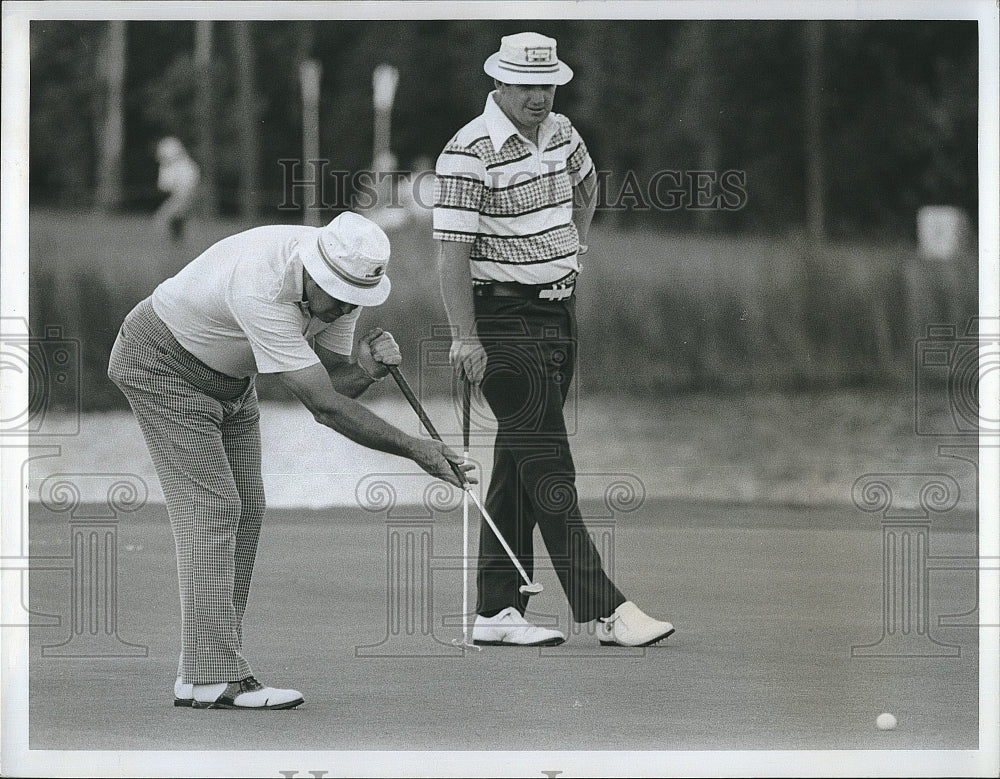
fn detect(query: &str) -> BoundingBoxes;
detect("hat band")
[498,57,560,74]
[317,236,382,288]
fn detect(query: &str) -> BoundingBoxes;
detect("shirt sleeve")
[566,123,595,186]
[432,142,486,243]
[312,306,361,357]
[227,291,321,374]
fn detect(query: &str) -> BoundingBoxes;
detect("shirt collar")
[272,236,310,310]
[483,91,557,151]
[285,244,324,331]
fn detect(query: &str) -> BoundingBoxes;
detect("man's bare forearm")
[277,362,468,487]
[325,361,379,399]
[279,363,414,458]
[313,393,416,459]
[438,240,477,338]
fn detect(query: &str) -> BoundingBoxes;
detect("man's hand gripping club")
[361,327,475,488]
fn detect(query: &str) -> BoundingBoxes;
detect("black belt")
[474,281,575,301]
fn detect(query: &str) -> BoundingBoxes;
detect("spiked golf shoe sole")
[190,676,304,710]
[193,697,304,710]
[474,636,566,647]
[600,626,675,647]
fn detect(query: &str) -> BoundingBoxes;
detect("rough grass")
[26,208,976,409]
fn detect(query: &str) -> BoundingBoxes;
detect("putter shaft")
[388,365,543,594]
[463,487,539,592]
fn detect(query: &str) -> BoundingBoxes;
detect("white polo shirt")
[151,225,360,378]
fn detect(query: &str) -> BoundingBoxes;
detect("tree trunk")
[804,20,825,247]
[233,21,261,218]
[689,21,718,232]
[94,20,126,212]
[195,20,217,215]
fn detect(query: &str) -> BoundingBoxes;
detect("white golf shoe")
[192,675,304,710]
[173,675,194,707]
[472,607,565,646]
[598,601,674,646]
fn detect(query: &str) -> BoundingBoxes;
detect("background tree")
[29,19,977,237]
[233,21,262,218]
[194,20,217,215]
[804,20,825,247]
[93,20,126,211]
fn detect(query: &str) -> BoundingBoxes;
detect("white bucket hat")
[483,32,574,86]
[301,212,392,307]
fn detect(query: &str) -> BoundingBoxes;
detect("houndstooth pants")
[108,298,263,684]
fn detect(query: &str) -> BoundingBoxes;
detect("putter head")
[519,582,544,594]
[451,638,482,652]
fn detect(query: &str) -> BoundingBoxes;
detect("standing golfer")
[434,32,674,647]
[108,211,472,709]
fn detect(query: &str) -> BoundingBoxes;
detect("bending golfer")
[108,211,471,709]
[434,32,674,647]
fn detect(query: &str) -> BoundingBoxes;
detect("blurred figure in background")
[155,136,201,243]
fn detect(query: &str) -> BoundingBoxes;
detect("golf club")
[387,365,544,595]
[451,378,481,650]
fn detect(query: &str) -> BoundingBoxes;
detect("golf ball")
[876,713,897,730]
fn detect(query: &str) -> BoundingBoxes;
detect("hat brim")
[484,52,573,85]
[300,243,392,307]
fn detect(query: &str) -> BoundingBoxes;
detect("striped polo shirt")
[433,92,595,285]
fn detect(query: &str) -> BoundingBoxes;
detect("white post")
[372,64,399,172]
[299,59,322,226]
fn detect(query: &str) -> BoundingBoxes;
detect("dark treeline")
[30,19,977,241]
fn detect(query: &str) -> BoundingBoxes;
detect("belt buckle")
[539,286,573,301]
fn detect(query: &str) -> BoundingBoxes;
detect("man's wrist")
[357,359,386,382]
[578,243,589,255]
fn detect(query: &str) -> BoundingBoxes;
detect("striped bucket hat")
[301,212,392,306]
[483,32,574,85]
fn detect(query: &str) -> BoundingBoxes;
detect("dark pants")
[474,294,625,623]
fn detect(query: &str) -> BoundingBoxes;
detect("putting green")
[25,498,979,754]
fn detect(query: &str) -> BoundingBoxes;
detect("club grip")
[461,379,471,452]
